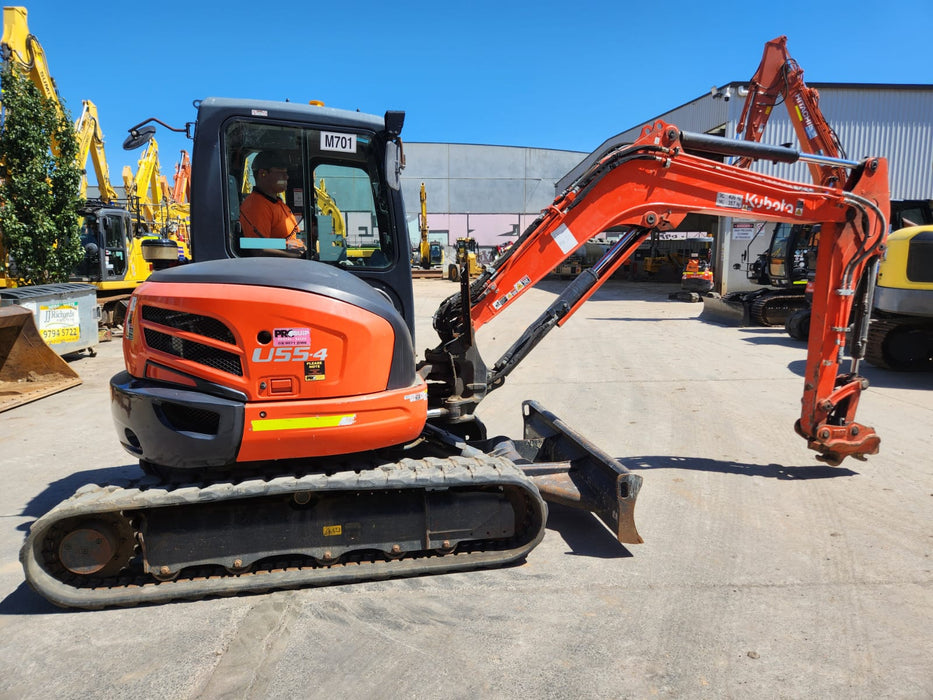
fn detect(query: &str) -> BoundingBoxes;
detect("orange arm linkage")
[469,121,888,464]
[735,36,847,187]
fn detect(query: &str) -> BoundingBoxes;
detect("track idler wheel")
[53,516,135,577]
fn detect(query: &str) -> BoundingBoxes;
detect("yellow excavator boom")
[74,100,119,202]
[0,6,63,123]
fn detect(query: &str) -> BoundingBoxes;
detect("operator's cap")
[251,151,289,172]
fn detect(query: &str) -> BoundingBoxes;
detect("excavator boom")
[171,150,191,204]
[426,122,888,465]
[123,137,164,227]
[74,100,119,203]
[0,6,63,125]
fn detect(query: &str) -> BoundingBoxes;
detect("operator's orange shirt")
[239,190,304,249]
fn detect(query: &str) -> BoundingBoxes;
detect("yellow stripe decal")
[251,414,357,432]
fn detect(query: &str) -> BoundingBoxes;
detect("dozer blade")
[488,401,643,545]
[0,306,81,413]
[699,293,750,326]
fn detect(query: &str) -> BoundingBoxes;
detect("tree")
[0,63,84,285]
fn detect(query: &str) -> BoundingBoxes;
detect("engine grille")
[141,306,236,344]
[144,328,243,376]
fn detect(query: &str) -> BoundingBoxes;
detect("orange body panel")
[123,278,427,459]
[126,281,397,401]
[238,384,427,461]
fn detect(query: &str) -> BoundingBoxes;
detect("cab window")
[102,213,127,276]
[222,120,393,268]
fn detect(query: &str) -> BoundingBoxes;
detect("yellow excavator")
[74,99,119,203]
[865,224,933,370]
[314,179,351,261]
[415,182,443,274]
[447,237,482,281]
[122,136,190,245]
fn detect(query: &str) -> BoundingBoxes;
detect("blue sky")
[14,0,933,184]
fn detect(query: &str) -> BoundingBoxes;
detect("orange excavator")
[20,98,888,608]
[705,35,853,328]
[734,35,847,186]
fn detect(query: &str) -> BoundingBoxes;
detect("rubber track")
[750,293,807,327]
[865,319,933,371]
[21,455,547,609]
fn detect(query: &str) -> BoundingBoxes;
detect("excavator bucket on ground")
[0,306,81,412]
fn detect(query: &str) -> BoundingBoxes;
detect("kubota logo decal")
[743,193,805,216]
[716,192,805,217]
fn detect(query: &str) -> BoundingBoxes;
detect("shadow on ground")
[622,455,857,479]
[787,358,933,389]
[545,502,634,559]
[588,316,702,323]
[0,582,66,616]
[739,327,805,350]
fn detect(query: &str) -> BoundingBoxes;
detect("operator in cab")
[239,151,307,255]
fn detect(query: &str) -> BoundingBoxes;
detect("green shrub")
[0,63,84,285]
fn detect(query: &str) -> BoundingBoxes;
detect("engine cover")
[113,258,427,466]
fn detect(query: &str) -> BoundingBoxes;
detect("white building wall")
[401,143,586,249]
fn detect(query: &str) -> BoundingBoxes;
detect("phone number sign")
[39,302,80,344]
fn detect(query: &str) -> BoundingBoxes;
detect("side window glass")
[223,123,306,258]
[768,223,791,279]
[103,214,127,276]
[313,164,387,267]
[222,120,392,268]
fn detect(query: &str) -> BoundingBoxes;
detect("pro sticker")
[273,328,311,347]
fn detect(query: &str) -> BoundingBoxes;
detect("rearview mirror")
[123,125,157,151]
[385,140,404,191]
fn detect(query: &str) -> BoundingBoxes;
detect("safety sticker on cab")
[305,360,325,381]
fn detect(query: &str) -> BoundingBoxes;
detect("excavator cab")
[72,204,133,282]
[187,99,415,335]
[764,223,818,288]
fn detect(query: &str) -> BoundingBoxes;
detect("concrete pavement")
[0,278,930,699]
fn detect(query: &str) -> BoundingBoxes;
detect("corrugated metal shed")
[582,83,933,201]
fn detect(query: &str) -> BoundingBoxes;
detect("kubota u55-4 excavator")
[20,98,889,608]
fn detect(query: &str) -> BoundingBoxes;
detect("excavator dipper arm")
[426,121,888,465]
[734,35,847,187]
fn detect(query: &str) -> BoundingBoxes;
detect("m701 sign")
[320,132,357,153]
